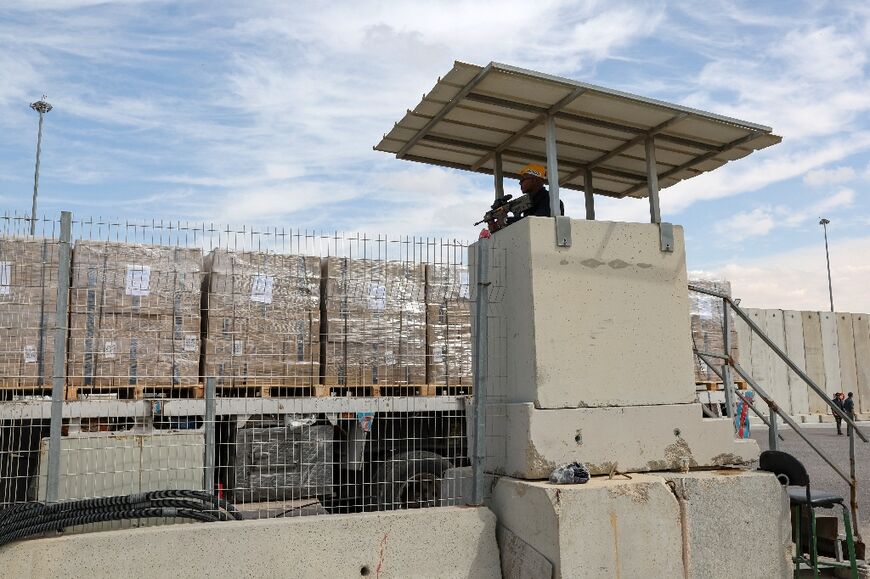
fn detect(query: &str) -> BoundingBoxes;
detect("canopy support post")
[584,168,595,220]
[494,152,505,200]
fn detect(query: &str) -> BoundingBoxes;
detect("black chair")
[759,450,858,578]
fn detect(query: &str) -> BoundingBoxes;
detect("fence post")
[203,377,216,493]
[721,299,736,419]
[471,238,490,505]
[46,211,71,503]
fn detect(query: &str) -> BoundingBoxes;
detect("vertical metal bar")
[584,168,595,220]
[494,152,504,200]
[645,136,661,224]
[848,424,861,542]
[722,299,736,419]
[471,238,490,505]
[46,210,71,503]
[768,411,778,451]
[204,377,216,493]
[545,115,560,218]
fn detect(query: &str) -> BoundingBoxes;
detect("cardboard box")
[321,258,425,386]
[0,238,60,388]
[202,250,320,387]
[68,241,202,387]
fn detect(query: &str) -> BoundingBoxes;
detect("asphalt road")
[752,422,870,538]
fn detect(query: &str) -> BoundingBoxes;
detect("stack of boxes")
[0,238,59,389]
[321,258,426,389]
[67,242,202,388]
[688,277,738,383]
[202,250,320,387]
[425,264,472,390]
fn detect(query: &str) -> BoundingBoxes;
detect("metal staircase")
[689,283,868,543]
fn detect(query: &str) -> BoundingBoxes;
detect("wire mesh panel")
[0,212,473,537]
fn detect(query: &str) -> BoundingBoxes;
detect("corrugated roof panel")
[374,61,781,200]
[563,93,675,130]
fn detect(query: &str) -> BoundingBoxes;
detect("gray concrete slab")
[0,506,501,579]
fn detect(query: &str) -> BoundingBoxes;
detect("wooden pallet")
[695,380,748,391]
[66,383,204,401]
[213,383,320,398]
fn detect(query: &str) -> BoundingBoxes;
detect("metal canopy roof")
[375,61,781,199]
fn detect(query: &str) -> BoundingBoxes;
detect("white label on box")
[385,350,396,365]
[368,283,386,311]
[233,340,244,356]
[433,348,444,364]
[459,271,470,299]
[0,262,10,296]
[104,341,117,359]
[23,345,37,363]
[183,334,197,352]
[125,264,151,296]
[251,275,274,304]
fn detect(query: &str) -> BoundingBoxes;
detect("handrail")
[688,284,868,442]
[689,283,864,542]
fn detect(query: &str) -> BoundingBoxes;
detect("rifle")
[474,193,533,232]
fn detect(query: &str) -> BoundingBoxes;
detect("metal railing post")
[768,411,778,451]
[471,239,490,505]
[849,425,861,542]
[46,211,71,503]
[721,299,736,419]
[203,377,216,493]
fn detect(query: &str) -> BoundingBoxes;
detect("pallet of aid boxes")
[425,264,472,394]
[688,276,740,385]
[202,250,321,396]
[321,257,426,396]
[66,241,203,399]
[0,238,59,397]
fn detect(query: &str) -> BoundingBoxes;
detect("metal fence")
[0,211,476,529]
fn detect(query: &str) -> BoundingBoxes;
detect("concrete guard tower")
[377,62,792,578]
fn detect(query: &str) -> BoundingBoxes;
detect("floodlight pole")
[820,218,834,312]
[30,97,53,236]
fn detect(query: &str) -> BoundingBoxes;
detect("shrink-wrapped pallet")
[321,258,425,387]
[688,277,739,382]
[425,264,472,389]
[202,250,320,387]
[0,238,59,389]
[67,241,202,388]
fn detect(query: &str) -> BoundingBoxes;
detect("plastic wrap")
[202,250,320,387]
[321,258,425,387]
[688,276,739,382]
[0,238,59,388]
[67,241,202,387]
[232,424,334,503]
[425,264,472,388]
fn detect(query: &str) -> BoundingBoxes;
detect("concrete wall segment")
[783,310,809,416]
[853,313,870,413]
[0,507,501,579]
[802,311,828,415]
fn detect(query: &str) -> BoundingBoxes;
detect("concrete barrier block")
[488,402,758,479]
[490,474,686,578]
[663,470,791,578]
[0,507,501,579]
[474,218,696,409]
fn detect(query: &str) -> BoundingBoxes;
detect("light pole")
[30,96,52,236]
[819,217,834,312]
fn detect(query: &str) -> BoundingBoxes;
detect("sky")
[0,0,869,312]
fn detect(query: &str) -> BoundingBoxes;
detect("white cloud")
[713,207,776,240]
[803,166,857,187]
[717,235,870,313]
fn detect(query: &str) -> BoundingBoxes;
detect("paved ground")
[752,422,870,539]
